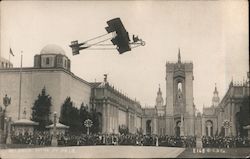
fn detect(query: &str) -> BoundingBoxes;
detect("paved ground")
[1,146,250,158]
[0,146,185,158]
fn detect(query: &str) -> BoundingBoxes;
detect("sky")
[0,1,249,112]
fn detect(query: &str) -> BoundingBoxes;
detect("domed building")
[34,44,71,71]
[0,44,91,121]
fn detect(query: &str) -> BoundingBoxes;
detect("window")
[178,82,182,92]
[57,57,63,64]
[46,57,50,65]
[64,59,67,67]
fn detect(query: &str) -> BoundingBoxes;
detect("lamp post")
[3,94,11,117]
[51,112,58,146]
[84,119,93,135]
[6,117,12,144]
[3,94,11,144]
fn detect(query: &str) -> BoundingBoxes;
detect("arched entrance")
[146,120,152,135]
[237,107,248,137]
[175,121,181,136]
[205,120,213,137]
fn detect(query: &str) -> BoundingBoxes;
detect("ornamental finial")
[178,48,181,63]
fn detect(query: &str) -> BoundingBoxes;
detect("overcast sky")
[0,1,249,112]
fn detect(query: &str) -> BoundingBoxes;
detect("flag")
[10,48,14,56]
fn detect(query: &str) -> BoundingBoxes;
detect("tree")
[59,97,81,134]
[60,100,102,134]
[31,87,52,130]
[79,103,89,133]
[89,108,100,134]
[59,97,72,127]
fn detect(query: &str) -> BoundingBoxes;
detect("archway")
[205,120,213,137]
[238,106,249,137]
[146,120,152,135]
[177,82,183,92]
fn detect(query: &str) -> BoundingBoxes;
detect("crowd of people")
[202,136,250,148]
[10,131,250,148]
[11,131,51,146]
[159,136,196,147]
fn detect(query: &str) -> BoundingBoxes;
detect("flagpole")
[18,51,23,120]
[8,54,10,68]
[9,44,11,68]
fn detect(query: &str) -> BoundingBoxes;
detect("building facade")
[139,51,196,136]
[202,74,250,137]
[1,44,248,137]
[201,85,220,137]
[90,77,143,134]
[0,44,91,121]
[0,57,13,69]
[165,51,195,136]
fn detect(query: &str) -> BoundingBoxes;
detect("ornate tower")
[155,85,166,135]
[156,85,165,116]
[165,49,195,136]
[156,85,164,107]
[212,83,220,107]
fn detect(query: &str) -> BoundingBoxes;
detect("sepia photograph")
[0,0,249,158]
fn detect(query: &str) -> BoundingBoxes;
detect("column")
[130,113,133,133]
[51,112,58,146]
[110,105,114,133]
[126,110,130,132]
[102,104,106,133]
[130,114,132,133]
[6,117,12,144]
[112,106,115,133]
[231,103,236,136]
[115,107,119,134]
[111,106,113,133]
[133,113,136,133]
[153,117,157,134]
[201,118,205,136]
[207,125,211,137]
[225,127,229,137]
[180,114,184,136]
[135,115,137,132]
[107,104,110,133]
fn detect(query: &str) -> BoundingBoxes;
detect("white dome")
[40,44,66,55]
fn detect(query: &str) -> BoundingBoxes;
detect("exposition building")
[0,44,91,120]
[0,57,13,69]
[0,44,249,137]
[0,44,143,135]
[201,75,250,137]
